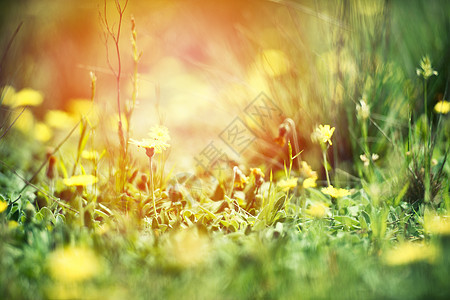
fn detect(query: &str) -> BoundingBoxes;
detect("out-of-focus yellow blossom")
[34,122,52,142]
[67,98,93,116]
[166,228,211,268]
[321,185,351,198]
[305,202,329,218]
[299,161,317,180]
[233,166,248,189]
[48,246,101,282]
[384,242,438,266]
[424,211,450,235]
[45,110,77,129]
[302,177,317,189]
[356,98,370,120]
[1,87,43,108]
[257,49,290,77]
[8,220,19,229]
[434,100,449,114]
[63,175,98,187]
[11,109,34,132]
[67,98,99,125]
[277,177,298,191]
[251,168,265,188]
[81,150,99,161]
[14,88,44,107]
[360,153,379,167]
[416,55,438,80]
[0,199,8,213]
[311,124,335,146]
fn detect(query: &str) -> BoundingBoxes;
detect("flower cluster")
[356,98,370,120]
[311,124,335,146]
[434,100,449,114]
[321,185,351,198]
[416,55,438,80]
[129,125,171,158]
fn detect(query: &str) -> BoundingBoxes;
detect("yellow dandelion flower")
[129,125,171,157]
[305,202,329,218]
[63,175,98,187]
[303,177,317,189]
[277,177,298,191]
[384,242,438,266]
[166,228,211,268]
[299,161,317,180]
[34,122,53,142]
[0,199,8,213]
[424,212,450,235]
[14,88,44,107]
[45,110,77,129]
[81,150,99,160]
[2,87,43,108]
[148,125,171,143]
[129,138,169,154]
[311,124,335,146]
[321,185,351,198]
[416,55,438,80]
[11,109,34,132]
[434,100,449,114]
[233,166,248,189]
[48,246,101,282]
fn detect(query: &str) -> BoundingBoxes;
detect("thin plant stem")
[323,148,330,186]
[149,156,156,217]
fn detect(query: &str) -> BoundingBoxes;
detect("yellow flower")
[0,199,8,213]
[11,109,34,132]
[14,88,44,107]
[311,124,335,146]
[299,161,318,180]
[8,220,19,229]
[434,100,449,114]
[321,185,351,198]
[277,177,298,191]
[302,177,317,188]
[63,175,98,187]
[81,150,99,160]
[129,125,171,157]
[424,211,450,235]
[416,55,438,80]
[1,87,43,108]
[148,125,171,143]
[305,202,329,218]
[166,228,211,268]
[129,138,169,154]
[48,246,101,282]
[233,166,248,189]
[45,110,77,129]
[34,122,53,142]
[384,242,438,266]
